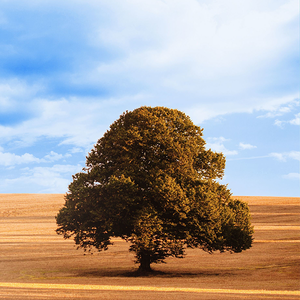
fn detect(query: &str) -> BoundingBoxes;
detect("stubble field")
[0,194,299,299]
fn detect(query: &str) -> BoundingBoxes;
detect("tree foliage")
[56,106,253,271]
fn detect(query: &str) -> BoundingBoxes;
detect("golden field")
[0,194,299,299]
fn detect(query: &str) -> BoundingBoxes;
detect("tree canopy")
[56,106,253,272]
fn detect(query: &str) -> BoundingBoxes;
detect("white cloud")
[270,153,285,161]
[0,93,149,149]
[239,143,257,150]
[0,79,42,112]
[290,113,300,125]
[274,119,284,127]
[0,151,41,166]
[44,151,71,162]
[269,151,300,162]
[92,0,297,74]
[0,164,83,193]
[109,2,295,92]
[70,147,84,154]
[258,98,299,118]
[283,173,300,180]
[276,112,300,127]
[0,98,102,148]
[206,137,238,156]
[187,94,299,124]
[289,151,300,161]
[258,98,300,128]
[44,151,63,162]
[66,0,298,124]
[0,0,298,147]
[0,149,71,167]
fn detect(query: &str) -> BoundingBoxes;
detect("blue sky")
[0,0,299,196]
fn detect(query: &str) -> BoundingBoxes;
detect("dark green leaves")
[56,106,253,270]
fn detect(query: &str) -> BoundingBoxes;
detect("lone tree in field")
[56,106,253,272]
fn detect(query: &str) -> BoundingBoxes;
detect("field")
[0,194,299,299]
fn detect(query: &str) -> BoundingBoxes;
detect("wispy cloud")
[239,143,257,150]
[0,94,147,148]
[257,97,299,128]
[275,112,300,127]
[258,98,299,118]
[269,151,300,162]
[283,173,300,180]
[0,150,72,167]
[290,113,300,125]
[206,137,238,156]
[227,152,300,162]
[0,151,41,167]
[0,164,83,193]
[227,155,269,161]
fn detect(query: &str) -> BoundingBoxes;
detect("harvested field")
[0,194,299,299]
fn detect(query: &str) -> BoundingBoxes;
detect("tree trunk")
[138,252,152,272]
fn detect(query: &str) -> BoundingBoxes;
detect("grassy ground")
[0,194,299,299]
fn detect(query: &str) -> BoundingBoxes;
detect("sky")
[0,0,299,196]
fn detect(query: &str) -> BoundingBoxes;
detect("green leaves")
[100,175,139,237]
[221,199,254,252]
[129,208,185,265]
[56,106,253,270]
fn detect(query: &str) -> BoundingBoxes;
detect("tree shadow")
[75,268,226,278]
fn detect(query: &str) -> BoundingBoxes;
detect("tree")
[56,106,253,272]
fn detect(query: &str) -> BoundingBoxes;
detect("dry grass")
[0,194,64,217]
[234,196,300,205]
[0,194,299,299]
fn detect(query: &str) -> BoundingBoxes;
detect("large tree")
[56,106,253,272]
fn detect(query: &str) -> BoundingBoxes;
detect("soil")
[0,194,299,299]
